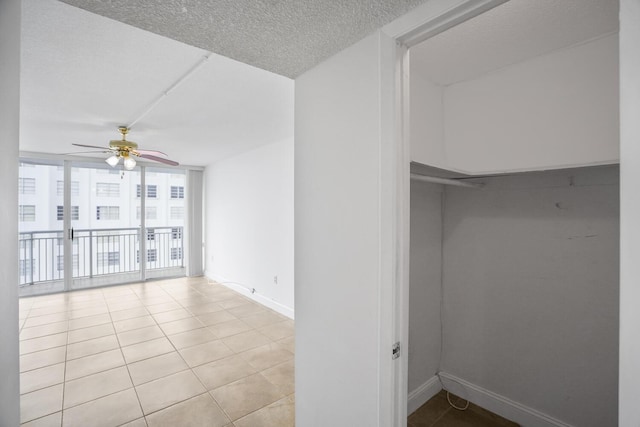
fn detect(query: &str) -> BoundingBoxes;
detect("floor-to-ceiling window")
[139,166,186,281]
[18,161,63,293]
[18,158,188,296]
[68,163,142,291]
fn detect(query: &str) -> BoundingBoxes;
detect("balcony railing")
[18,226,184,286]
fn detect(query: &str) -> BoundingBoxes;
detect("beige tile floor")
[18,276,295,427]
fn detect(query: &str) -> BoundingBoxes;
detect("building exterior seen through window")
[18,161,187,289]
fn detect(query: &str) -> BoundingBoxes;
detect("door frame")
[379,1,509,424]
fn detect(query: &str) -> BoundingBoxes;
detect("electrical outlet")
[273,275,278,284]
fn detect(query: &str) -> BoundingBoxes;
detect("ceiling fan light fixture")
[105,155,120,167]
[124,156,136,170]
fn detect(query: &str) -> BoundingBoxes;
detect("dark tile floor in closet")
[408,390,519,427]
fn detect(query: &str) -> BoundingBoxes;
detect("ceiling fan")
[71,126,179,170]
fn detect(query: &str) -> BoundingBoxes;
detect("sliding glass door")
[18,158,187,296]
[68,163,142,290]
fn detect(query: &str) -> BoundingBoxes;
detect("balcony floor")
[18,276,294,427]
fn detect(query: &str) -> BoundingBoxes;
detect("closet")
[406,1,619,426]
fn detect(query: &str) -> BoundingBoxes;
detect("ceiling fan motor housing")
[109,139,138,151]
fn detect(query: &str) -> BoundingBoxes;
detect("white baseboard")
[408,375,442,415]
[438,372,573,427]
[206,274,294,319]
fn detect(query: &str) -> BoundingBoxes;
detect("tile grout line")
[143,285,217,425]
[59,291,74,427]
[135,282,210,423]
[20,278,294,427]
[197,281,291,425]
[144,282,222,423]
[108,284,151,426]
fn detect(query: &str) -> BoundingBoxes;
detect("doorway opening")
[399,1,619,426]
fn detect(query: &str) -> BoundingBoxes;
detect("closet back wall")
[441,166,619,427]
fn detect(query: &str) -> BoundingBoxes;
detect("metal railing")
[18,226,184,286]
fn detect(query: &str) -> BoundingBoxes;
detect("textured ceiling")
[24,0,619,167]
[412,0,619,85]
[21,0,294,167]
[58,0,430,78]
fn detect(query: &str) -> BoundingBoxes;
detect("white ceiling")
[22,0,620,168]
[58,0,430,79]
[20,0,294,167]
[411,0,619,86]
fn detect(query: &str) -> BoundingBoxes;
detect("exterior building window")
[147,207,157,220]
[171,247,182,260]
[137,185,158,198]
[96,206,119,220]
[170,206,184,220]
[97,252,120,267]
[19,205,36,222]
[170,186,184,199]
[57,180,79,196]
[136,206,157,220]
[96,182,120,197]
[19,178,36,195]
[136,249,158,263]
[171,228,182,239]
[99,235,120,247]
[57,206,79,221]
[20,259,34,276]
[57,255,79,271]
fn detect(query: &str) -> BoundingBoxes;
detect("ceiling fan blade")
[72,143,113,150]
[137,153,179,166]
[62,150,112,155]
[135,149,169,157]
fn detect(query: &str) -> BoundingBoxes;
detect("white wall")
[0,0,21,424]
[619,0,640,425]
[408,181,442,394]
[205,138,294,317]
[410,70,445,168]
[440,167,619,427]
[411,34,619,174]
[295,30,397,426]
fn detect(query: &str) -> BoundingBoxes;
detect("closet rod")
[410,173,483,189]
